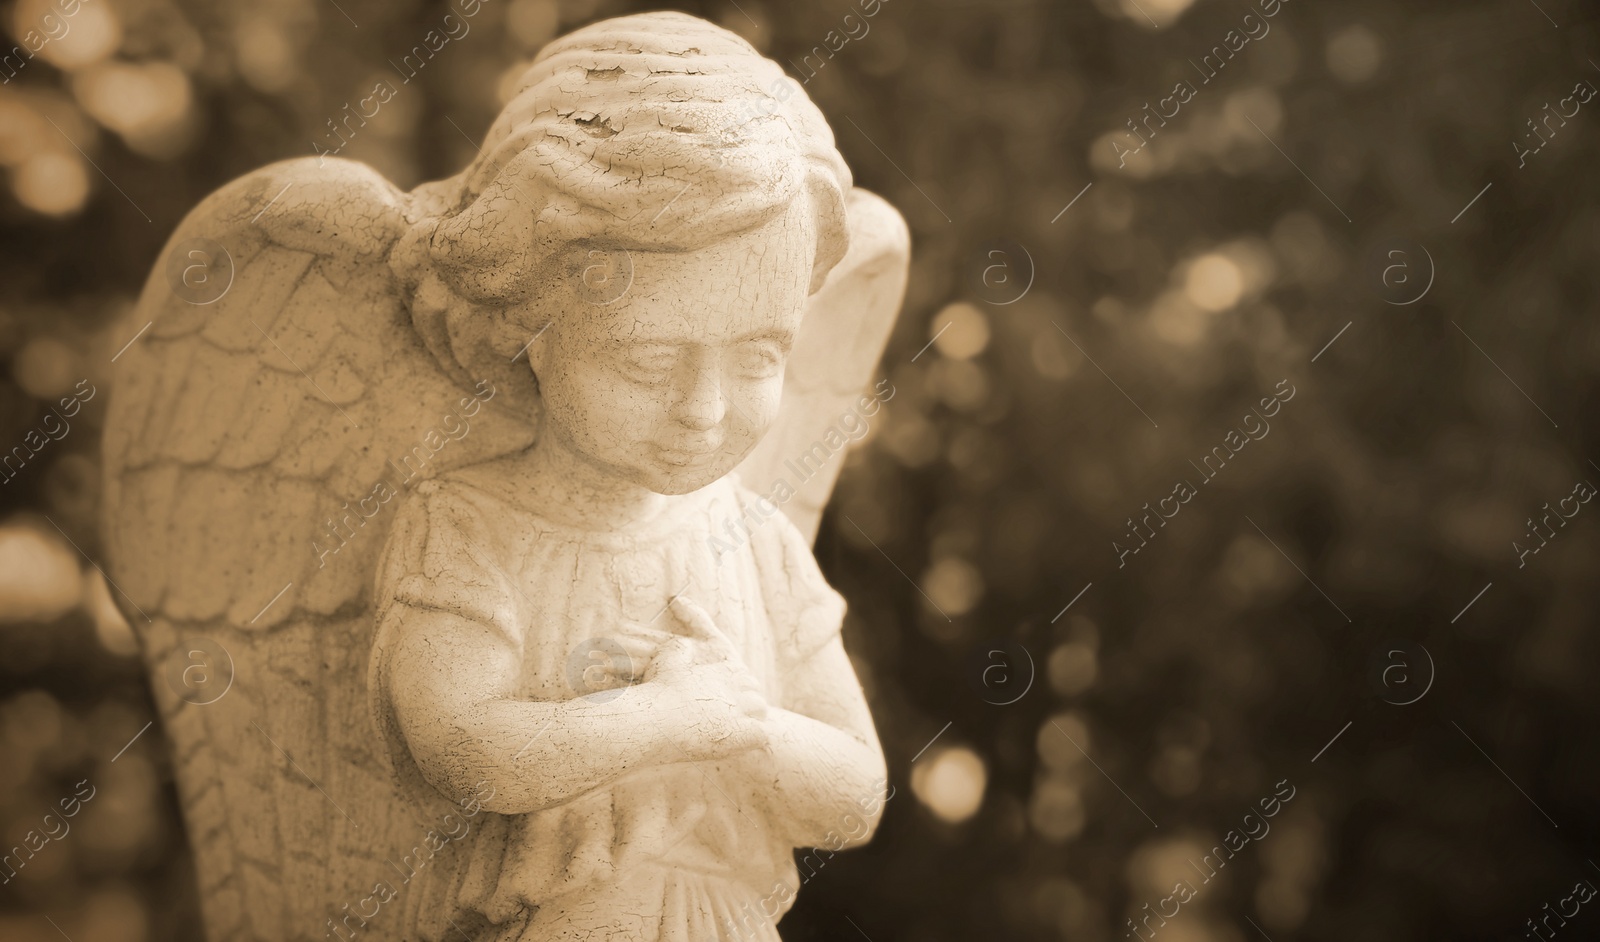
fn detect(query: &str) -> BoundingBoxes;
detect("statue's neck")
[515,427,669,532]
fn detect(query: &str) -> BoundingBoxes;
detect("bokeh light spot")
[235,18,298,94]
[1326,24,1382,84]
[1117,0,1196,29]
[1047,642,1098,696]
[0,520,83,623]
[921,555,984,617]
[13,151,89,216]
[73,61,194,157]
[931,301,991,360]
[1185,254,1245,312]
[1037,712,1091,772]
[21,0,121,71]
[13,335,81,398]
[912,745,987,824]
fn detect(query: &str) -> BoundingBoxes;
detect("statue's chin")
[631,453,745,496]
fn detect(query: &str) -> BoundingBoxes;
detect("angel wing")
[734,187,911,541]
[101,156,533,941]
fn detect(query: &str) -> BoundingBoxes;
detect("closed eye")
[733,339,787,380]
[618,344,679,383]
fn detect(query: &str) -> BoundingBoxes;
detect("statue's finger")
[669,595,725,646]
[613,635,660,662]
[643,637,693,679]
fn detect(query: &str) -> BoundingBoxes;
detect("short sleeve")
[748,496,847,676]
[367,479,524,823]
[372,479,523,649]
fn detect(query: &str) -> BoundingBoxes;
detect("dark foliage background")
[1,0,1598,940]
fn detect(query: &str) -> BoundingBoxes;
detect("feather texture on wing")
[102,156,534,941]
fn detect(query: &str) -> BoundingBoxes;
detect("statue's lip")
[654,442,721,465]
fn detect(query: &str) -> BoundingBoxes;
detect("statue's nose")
[671,363,726,431]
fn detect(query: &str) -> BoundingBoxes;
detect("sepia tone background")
[2,0,1598,940]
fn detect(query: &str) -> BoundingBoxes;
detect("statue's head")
[394,11,852,495]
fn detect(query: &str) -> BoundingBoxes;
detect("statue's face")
[531,209,815,495]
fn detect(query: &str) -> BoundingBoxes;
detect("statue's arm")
[382,603,692,815]
[756,637,889,850]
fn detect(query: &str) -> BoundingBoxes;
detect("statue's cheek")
[731,378,785,431]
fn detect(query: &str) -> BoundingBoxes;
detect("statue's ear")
[407,270,465,382]
[443,297,543,425]
[486,309,539,360]
[486,308,555,388]
[396,216,544,424]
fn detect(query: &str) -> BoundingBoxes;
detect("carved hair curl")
[391,12,853,401]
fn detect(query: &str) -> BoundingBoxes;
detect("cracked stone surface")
[102,11,908,941]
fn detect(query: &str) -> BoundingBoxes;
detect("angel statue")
[101,10,909,942]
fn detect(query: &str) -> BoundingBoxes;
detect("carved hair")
[392,12,853,402]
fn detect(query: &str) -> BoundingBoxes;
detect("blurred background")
[2,0,1599,939]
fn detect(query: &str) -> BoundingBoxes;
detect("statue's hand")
[642,596,770,762]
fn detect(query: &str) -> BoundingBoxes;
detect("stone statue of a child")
[105,12,907,941]
[371,17,890,934]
